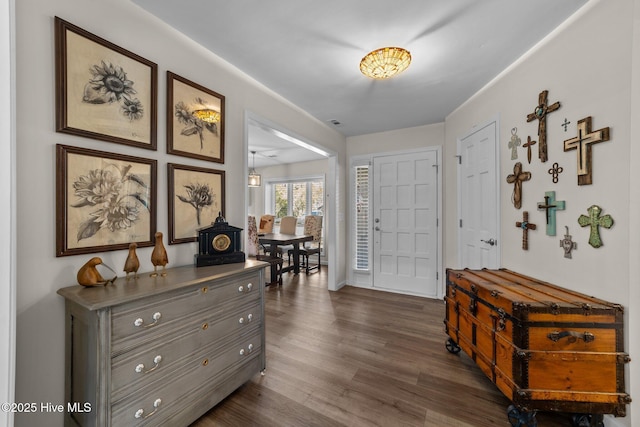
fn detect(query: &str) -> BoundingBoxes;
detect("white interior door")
[373,150,439,297]
[457,119,500,269]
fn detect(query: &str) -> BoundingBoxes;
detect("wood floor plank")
[191,267,571,426]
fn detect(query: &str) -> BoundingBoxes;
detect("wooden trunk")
[444,268,631,419]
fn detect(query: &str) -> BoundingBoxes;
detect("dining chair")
[271,216,297,259]
[247,215,258,256]
[257,214,275,255]
[255,253,284,286]
[279,216,297,234]
[255,214,283,285]
[289,215,323,274]
[258,214,275,233]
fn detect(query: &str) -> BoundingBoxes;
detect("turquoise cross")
[537,191,565,236]
[578,205,614,248]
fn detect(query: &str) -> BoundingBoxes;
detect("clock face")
[212,234,232,252]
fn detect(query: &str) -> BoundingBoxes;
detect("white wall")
[628,0,640,423]
[347,122,444,156]
[14,0,346,425]
[445,1,636,425]
[1,0,16,426]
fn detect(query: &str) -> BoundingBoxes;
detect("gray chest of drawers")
[57,260,267,427]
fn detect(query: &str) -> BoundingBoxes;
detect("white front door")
[373,150,439,297]
[457,119,500,269]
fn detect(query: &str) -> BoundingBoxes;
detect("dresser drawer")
[111,331,262,426]
[111,272,260,354]
[111,300,262,401]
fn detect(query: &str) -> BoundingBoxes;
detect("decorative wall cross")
[522,136,536,164]
[516,211,536,250]
[537,191,565,236]
[559,226,577,259]
[578,205,614,248]
[508,127,521,160]
[563,116,610,186]
[561,118,571,132]
[526,90,560,163]
[506,162,531,209]
[548,162,563,183]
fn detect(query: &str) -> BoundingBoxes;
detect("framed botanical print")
[167,71,225,163]
[168,163,225,244]
[55,16,158,150]
[56,144,157,257]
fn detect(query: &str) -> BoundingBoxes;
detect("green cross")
[578,205,614,248]
[537,191,565,236]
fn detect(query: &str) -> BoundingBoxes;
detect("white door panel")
[458,120,500,269]
[373,150,438,297]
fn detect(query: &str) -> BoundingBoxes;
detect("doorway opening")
[244,111,338,291]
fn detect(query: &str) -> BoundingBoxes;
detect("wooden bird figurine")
[150,231,168,277]
[77,257,117,287]
[123,242,140,281]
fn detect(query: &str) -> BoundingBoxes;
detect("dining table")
[258,233,313,274]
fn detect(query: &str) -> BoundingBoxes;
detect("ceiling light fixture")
[360,47,411,80]
[193,109,220,123]
[248,151,261,187]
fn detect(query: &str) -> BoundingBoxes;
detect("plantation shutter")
[355,165,370,270]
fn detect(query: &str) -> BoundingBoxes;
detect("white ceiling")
[132,0,588,166]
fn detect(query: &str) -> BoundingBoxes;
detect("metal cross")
[537,191,565,236]
[563,116,610,186]
[526,90,560,163]
[559,226,577,259]
[506,162,531,209]
[548,162,563,183]
[516,211,536,250]
[508,127,521,160]
[522,136,537,164]
[561,118,571,132]
[578,205,614,248]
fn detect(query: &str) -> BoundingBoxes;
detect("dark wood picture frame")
[167,71,225,163]
[55,16,158,150]
[168,163,225,245]
[56,144,157,257]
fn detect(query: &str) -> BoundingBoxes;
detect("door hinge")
[459,219,463,228]
[436,218,439,227]
[455,155,462,165]
[436,271,439,280]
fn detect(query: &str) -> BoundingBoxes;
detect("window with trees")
[270,178,324,221]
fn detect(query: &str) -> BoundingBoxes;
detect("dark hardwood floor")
[191,267,572,427]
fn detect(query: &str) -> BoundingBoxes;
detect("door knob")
[481,238,496,246]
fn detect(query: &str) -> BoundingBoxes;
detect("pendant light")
[248,151,261,187]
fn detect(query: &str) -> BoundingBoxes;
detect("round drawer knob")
[239,348,245,356]
[247,283,253,291]
[238,285,244,293]
[248,344,254,353]
[247,313,253,322]
[239,317,244,324]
